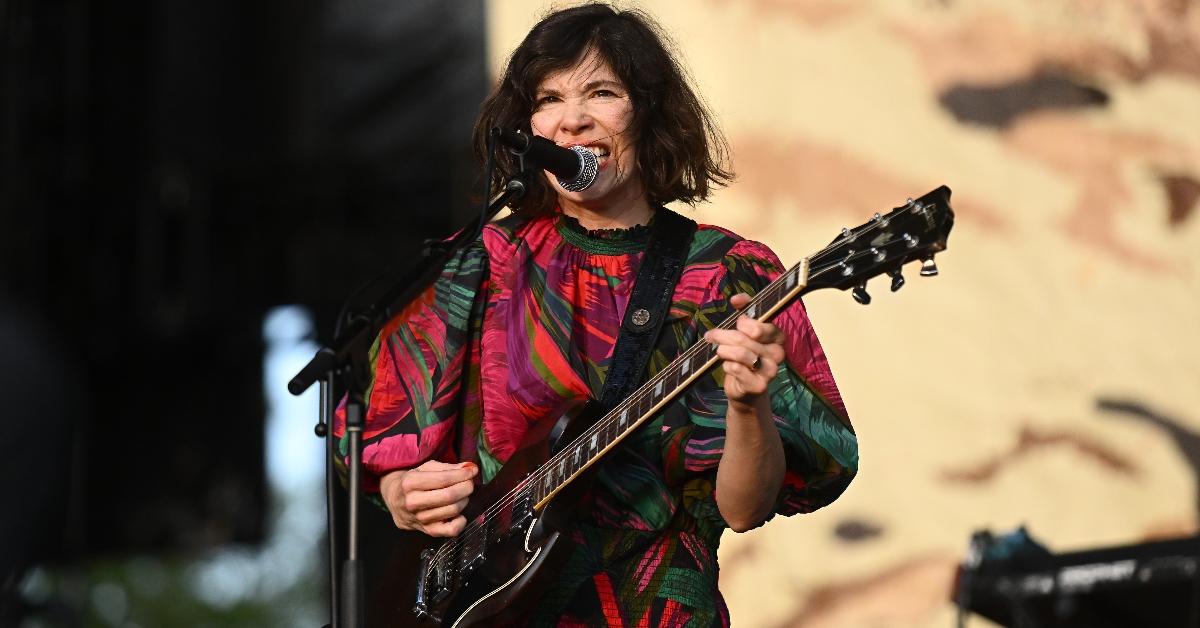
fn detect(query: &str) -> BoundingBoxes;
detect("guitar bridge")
[413,548,450,621]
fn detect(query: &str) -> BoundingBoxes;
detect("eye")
[533,95,561,110]
[592,89,619,98]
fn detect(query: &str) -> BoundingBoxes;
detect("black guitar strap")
[597,207,697,412]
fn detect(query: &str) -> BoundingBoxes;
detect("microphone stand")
[288,170,533,628]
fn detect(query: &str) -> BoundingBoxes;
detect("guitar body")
[408,400,603,627]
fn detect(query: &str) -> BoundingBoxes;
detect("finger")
[405,479,475,511]
[723,367,777,401]
[709,328,770,358]
[401,464,478,491]
[415,497,470,525]
[416,459,469,472]
[723,355,778,378]
[715,321,786,366]
[714,343,760,369]
[735,316,785,345]
[730,292,753,310]
[423,515,468,538]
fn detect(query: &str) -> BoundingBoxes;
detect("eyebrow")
[536,79,626,96]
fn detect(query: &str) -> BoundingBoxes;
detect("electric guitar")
[397,186,955,626]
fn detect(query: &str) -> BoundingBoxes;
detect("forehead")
[536,48,624,92]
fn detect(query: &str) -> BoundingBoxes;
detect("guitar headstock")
[804,185,954,303]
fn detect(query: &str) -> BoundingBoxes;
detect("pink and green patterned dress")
[333,209,858,627]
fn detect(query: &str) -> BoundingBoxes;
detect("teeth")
[586,146,609,158]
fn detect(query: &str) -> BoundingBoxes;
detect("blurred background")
[2,0,1198,626]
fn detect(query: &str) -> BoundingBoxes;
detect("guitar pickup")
[512,487,535,536]
[460,517,490,577]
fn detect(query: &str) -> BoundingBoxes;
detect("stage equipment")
[954,527,1200,627]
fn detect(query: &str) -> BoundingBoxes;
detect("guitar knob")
[920,256,939,277]
[889,268,905,292]
[852,283,871,305]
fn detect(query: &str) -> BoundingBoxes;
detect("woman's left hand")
[703,292,788,408]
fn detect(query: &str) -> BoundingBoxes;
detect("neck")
[559,194,655,231]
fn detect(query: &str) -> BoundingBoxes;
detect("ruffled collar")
[554,210,654,255]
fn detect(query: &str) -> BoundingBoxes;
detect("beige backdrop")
[485,1,1200,626]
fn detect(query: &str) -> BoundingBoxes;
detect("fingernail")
[462,462,477,472]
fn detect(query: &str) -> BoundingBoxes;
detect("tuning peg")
[869,247,885,262]
[902,233,918,249]
[920,256,939,277]
[889,268,905,292]
[852,283,871,305]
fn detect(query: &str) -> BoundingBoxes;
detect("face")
[530,49,643,213]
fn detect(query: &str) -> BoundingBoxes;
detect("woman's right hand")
[379,460,478,537]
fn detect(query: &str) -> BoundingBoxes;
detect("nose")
[558,97,593,137]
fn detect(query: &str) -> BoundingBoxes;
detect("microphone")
[493,127,599,192]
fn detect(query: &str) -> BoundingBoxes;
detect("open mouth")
[573,143,612,167]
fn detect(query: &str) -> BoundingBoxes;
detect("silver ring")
[750,356,762,371]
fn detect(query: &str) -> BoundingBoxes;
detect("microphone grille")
[557,146,599,192]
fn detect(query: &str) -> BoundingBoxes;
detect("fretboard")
[530,258,811,509]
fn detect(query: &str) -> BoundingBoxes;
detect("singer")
[333,4,857,625]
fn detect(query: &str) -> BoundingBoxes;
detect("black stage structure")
[1,0,486,623]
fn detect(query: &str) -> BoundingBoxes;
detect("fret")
[589,431,599,453]
[632,394,648,420]
[573,444,582,467]
[785,267,797,290]
[680,356,691,376]
[662,368,678,395]
[617,407,629,430]
[557,457,566,484]
[653,379,663,398]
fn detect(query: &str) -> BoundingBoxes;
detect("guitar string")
[444,198,936,532]
[424,202,932,575]
[423,201,935,574]
[423,200,939,575]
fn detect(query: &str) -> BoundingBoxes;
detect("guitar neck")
[531,258,812,510]
[528,185,955,509]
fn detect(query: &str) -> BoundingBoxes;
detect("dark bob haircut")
[472,3,733,214]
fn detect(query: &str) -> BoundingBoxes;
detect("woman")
[335,4,858,625]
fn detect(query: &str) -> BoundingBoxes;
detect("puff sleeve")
[331,237,490,492]
[679,239,859,530]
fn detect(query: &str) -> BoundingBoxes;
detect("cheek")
[530,109,561,138]
[530,113,553,137]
